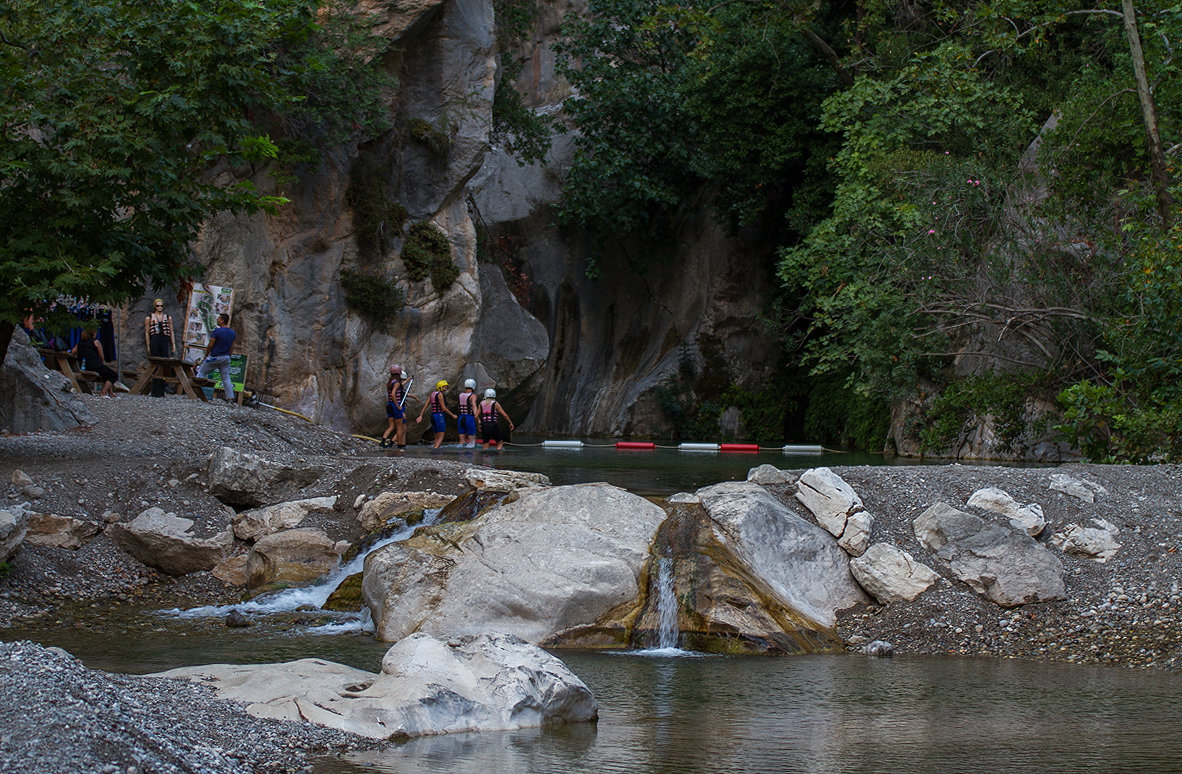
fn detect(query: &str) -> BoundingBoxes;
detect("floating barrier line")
[431,439,832,452]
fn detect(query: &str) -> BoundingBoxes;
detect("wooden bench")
[76,370,102,393]
[130,357,207,401]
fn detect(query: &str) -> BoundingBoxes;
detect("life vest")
[480,399,499,425]
[430,390,443,412]
[458,390,474,415]
[389,379,405,405]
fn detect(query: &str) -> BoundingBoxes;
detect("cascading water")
[655,556,679,650]
[160,509,441,632]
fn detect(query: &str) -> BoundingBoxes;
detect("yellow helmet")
[436,380,448,390]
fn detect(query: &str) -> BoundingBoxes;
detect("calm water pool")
[324,651,1182,774]
[6,617,1178,774]
[375,437,968,495]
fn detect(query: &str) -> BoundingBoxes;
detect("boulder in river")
[155,632,597,740]
[362,483,665,643]
[698,481,869,627]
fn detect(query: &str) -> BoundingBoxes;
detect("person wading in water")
[417,380,457,449]
[478,388,514,450]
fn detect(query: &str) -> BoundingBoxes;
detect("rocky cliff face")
[112,0,780,439]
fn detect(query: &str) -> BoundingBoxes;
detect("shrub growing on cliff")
[402,222,460,292]
[346,157,408,261]
[340,268,404,333]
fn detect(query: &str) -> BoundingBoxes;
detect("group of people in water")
[380,364,514,450]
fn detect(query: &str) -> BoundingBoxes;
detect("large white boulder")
[206,447,321,507]
[24,512,100,549]
[155,632,596,740]
[1047,473,1107,503]
[794,467,875,556]
[1050,519,1121,563]
[232,496,338,541]
[362,483,666,643]
[106,508,232,575]
[966,487,1046,537]
[913,502,1065,607]
[356,491,454,533]
[696,481,869,628]
[0,507,29,562]
[246,527,348,590]
[849,543,941,604]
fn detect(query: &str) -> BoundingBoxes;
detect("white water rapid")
[160,509,441,631]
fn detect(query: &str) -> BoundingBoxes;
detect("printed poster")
[184,283,234,364]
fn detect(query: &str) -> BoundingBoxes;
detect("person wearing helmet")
[417,379,457,449]
[381,366,414,448]
[478,388,514,450]
[457,378,479,448]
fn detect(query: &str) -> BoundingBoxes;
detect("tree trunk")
[1122,0,1174,228]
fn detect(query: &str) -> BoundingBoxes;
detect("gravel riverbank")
[2,393,1181,772]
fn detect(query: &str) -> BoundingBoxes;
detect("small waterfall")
[654,556,679,650]
[162,509,441,623]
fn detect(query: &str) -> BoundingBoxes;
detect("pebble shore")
[2,393,1181,773]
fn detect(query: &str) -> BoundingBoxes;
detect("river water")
[381,437,897,495]
[6,441,1179,772]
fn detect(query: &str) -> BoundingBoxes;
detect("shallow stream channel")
[5,446,1182,772]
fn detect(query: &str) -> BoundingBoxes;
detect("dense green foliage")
[402,222,459,292]
[340,267,405,333]
[1055,223,1182,462]
[555,0,839,270]
[0,0,389,353]
[558,0,1182,459]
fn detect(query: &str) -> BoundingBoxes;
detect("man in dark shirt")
[196,313,237,403]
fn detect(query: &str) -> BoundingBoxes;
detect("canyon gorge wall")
[111,0,782,440]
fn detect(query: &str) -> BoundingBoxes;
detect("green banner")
[228,353,247,392]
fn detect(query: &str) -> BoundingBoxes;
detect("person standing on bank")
[417,380,457,449]
[380,365,404,448]
[196,313,236,403]
[144,299,176,397]
[382,367,417,448]
[478,388,514,450]
[457,378,479,448]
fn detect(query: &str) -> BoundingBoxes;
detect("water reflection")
[319,653,1182,774]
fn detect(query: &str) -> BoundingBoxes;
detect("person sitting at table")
[70,329,118,397]
[196,313,236,403]
[144,299,176,397]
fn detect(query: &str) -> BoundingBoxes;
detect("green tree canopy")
[0,0,390,361]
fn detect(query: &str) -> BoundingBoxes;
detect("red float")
[616,441,656,450]
[719,443,760,453]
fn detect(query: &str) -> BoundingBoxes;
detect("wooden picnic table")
[37,348,91,394]
[130,357,207,401]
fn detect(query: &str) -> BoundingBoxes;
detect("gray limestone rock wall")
[106,0,781,440]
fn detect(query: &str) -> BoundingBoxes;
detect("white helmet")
[484,388,496,399]
[464,378,476,389]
